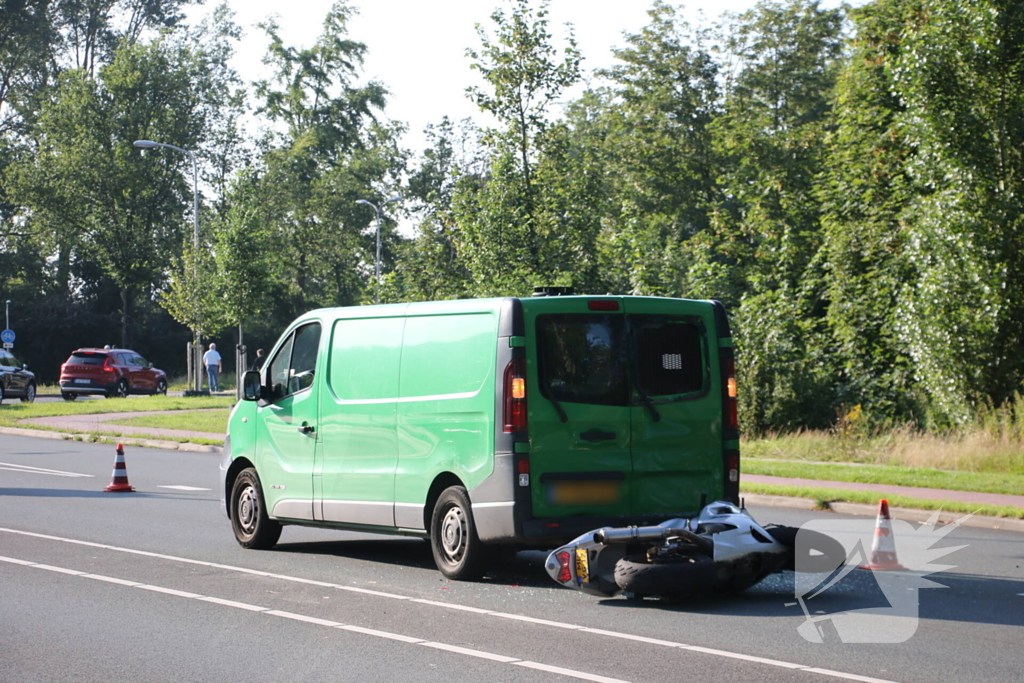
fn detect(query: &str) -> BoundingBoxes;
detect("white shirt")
[203,349,222,367]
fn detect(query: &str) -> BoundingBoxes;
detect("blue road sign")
[0,329,14,344]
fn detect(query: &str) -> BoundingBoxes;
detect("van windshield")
[537,313,706,407]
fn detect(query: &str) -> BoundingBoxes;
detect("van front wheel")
[430,486,491,581]
[230,468,282,549]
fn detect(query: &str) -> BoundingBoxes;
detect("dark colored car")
[59,348,168,400]
[0,348,36,404]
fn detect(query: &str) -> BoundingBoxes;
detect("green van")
[220,292,739,580]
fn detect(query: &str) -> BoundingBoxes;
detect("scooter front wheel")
[613,553,716,599]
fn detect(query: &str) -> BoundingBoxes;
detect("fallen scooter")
[545,501,844,599]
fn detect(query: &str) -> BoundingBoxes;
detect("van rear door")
[526,300,632,519]
[624,298,722,514]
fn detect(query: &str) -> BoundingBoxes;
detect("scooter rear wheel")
[614,553,716,599]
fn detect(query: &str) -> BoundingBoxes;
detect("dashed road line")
[0,463,94,478]
[0,527,900,683]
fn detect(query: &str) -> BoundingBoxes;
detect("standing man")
[251,348,266,372]
[203,343,223,393]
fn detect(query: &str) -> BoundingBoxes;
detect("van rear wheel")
[430,486,492,581]
[230,468,281,549]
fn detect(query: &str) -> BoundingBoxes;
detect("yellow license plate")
[549,480,622,506]
[574,548,589,583]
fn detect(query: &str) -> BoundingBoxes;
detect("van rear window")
[537,314,629,407]
[536,313,707,407]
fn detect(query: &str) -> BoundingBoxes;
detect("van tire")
[430,486,492,581]
[230,468,282,550]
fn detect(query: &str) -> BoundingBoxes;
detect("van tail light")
[723,354,738,436]
[503,358,527,433]
[554,550,572,583]
[103,357,115,373]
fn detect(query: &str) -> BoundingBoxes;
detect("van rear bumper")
[473,503,696,546]
[470,453,699,546]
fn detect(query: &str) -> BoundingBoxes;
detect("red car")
[59,348,168,400]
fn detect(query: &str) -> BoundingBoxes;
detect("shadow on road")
[273,538,555,588]
[592,568,1024,629]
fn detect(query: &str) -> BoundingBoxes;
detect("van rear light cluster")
[103,358,115,373]
[724,356,738,434]
[503,358,527,433]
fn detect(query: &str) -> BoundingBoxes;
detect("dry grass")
[744,425,1024,475]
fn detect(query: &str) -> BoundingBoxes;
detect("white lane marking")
[801,669,900,683]
[338,624,423,643]
[0,463,94,478]
[420,641,519,663]
[197,596,268,612]
[682,645,805,669]
[516,660,631,683]
[0,554,628,683]
[0,528,901,683]
[157,486,211,491]
[265,610,342,627]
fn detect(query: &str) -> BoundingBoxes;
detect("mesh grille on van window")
[636,321,703,396]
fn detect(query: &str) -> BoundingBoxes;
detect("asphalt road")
[2,434,1023,683]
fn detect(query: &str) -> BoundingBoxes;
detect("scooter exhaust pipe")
[594,526,714,554]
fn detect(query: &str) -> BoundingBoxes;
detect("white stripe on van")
[329,390,480,406]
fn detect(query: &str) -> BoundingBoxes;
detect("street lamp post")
[4,300,9,332]
[134,139,203,392]
[355,195,401,304]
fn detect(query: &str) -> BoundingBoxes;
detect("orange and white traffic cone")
[859,499,907,570]
[103,443,135,493]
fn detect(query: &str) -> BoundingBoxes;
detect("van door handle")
[298,422,315,435]
[579,430,615,442]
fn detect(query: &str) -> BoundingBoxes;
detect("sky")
[185,0,782,154]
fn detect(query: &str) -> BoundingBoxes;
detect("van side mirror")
[242,370,263,401]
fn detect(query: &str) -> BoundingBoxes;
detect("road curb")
[0,426,222,454]
[742,492,1024,533]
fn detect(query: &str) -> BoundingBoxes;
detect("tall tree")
[7,24,238,346]
[458,0,581,294]
[253,0,404,313]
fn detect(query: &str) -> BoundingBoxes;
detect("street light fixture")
[355,195,402,304]
[134,139,203,392]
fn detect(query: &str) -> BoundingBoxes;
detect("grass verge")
[743,459,1024,497]
[743,427,1024,475]
[105,409,229,434]
[0,395,234,446]
[740,482,1024,519]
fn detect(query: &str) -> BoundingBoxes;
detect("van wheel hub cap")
[238,487,257,533]
[440,507,466,561]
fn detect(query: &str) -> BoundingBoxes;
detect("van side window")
[634,316,706,397]
[537,314,629,407]
[267,323,322,403]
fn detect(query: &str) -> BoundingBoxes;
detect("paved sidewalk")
[744,473,1024,509]
[17,410,225,442]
